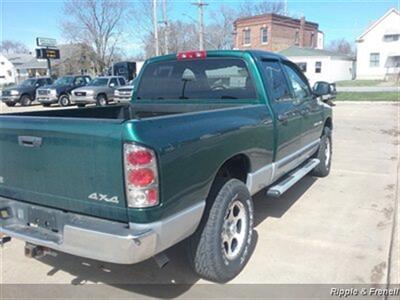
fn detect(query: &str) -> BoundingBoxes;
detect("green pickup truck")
[0,50,332,282]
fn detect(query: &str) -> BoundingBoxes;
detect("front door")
[259,60,303,179]
[282,61,324,148]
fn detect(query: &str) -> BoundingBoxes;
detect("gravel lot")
[0,102,398,298]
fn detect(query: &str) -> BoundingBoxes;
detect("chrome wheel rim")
[324,137,331,167]
[221,200,248,261]
[99,97,106,106]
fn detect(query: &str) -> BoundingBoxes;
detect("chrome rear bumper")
[0,197,205,264]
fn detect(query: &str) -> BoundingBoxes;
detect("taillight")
[124,143,159,208]
[177,50,207,60]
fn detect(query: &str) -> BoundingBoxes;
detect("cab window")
[74,77,86,86]
[118,77,126,85]
[109,78,118,86]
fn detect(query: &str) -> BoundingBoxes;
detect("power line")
[191,0,208,50]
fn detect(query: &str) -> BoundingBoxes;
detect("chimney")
[299,16,305,47]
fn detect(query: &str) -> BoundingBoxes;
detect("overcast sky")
[1,0,398,55]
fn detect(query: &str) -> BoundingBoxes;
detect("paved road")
[0,102,398,298]
[337,86,399,92]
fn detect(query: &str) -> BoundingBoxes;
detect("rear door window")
[136,58,257,100]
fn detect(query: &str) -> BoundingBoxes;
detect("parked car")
[0,50,332,283]
[113,79,136,103]
[0,77,52,106]
[36,75,91,107]
[71,76,126,107]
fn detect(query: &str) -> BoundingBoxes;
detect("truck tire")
[188,178,254,282]
[20,95,31,106]
[310,127,332,177]
[59,95,70,107]
[5,102,16,107]
[97,94,108,106]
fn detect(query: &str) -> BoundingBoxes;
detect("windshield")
[20,79,36,87]
[89,78,109,86]
[54,77,74,86]
[136,58,257,100]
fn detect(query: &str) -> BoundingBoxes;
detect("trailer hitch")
[24,243,57,259]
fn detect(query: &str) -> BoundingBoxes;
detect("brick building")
[233,13,323,52]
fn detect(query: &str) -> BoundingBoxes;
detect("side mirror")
[35,83,40,87]
[313,81,331,97]
[109,82,116,87]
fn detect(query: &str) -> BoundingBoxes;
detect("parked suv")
[71,76,126,107]
[36,75,91,107]
[114,79,136,103]
[0,77,52,106]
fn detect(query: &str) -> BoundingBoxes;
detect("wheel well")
[20,93,30,100]
[324,117,332,130]
[215,154,250,183]
[97,93,107,99]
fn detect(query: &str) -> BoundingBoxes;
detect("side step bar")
[266,158,320,198]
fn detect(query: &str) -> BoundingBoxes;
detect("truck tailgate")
[0,116,128,222]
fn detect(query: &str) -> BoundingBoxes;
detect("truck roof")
[146,49,289,63]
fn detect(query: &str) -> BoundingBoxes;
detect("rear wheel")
[5,102,16,107]
[311,127,332,177]
[188,178,254,282]
[96,94,108,106]
[59,95,70,107]
[20,95,31,106]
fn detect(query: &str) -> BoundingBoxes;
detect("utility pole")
[191,0,208,50]
[153,0,159,56]
[162,0,169,54]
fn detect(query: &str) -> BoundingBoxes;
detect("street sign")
[36,37,57,47]
[36,48,60,59]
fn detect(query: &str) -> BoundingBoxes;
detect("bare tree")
[238,0,285,17]
[206,5,238,50]
[60,0,128,73]
[327,38,354,56]
[0,40,29,54]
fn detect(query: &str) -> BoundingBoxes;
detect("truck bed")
[2,103,243,121]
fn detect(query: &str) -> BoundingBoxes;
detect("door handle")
[300,108,310,116]
[277,114,288,123]
[18,136,42,148]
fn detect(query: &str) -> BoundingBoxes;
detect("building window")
[310,32,314,47]
[294,31,299,45]
[369,53,380,67]
[297,62,307,72]
[243,29,251,45]
[315,61,322,73]
[383,34,399,42]
[260,27,268,44]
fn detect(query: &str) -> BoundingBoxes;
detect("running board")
[266,158,320,198]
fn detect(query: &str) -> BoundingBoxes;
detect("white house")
[0,54,15,85]
[279,46,355,85]
[356,8,400,80]
[0,53,47,84]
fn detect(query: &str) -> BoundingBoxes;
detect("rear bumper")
[0,197,205,264]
